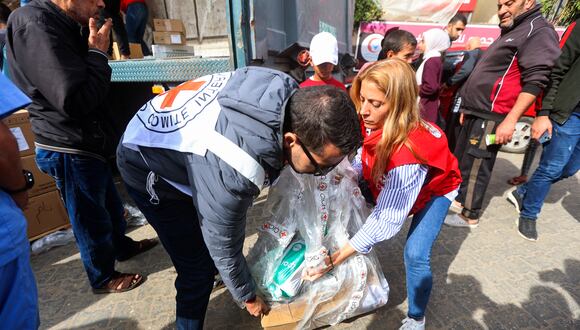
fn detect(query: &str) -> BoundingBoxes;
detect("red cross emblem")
[160,80,206,109]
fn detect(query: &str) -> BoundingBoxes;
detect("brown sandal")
[92,272,146,294]
[117,238,159,262]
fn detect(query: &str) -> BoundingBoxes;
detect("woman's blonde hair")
[350,59,424,183]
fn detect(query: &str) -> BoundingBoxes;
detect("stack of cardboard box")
[152,18,195,58]
[3,110,70,240]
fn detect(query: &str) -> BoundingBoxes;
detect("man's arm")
[10,18,112,118]
[533,21,580,139]
[0,121,28,209]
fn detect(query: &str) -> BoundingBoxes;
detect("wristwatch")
[4,170,34,194]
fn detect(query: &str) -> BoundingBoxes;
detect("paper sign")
[9,126,30,152]
[170,34,182,44]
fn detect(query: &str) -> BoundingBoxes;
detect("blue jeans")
[405,195,451,319]
[35,149,134,288]
[125,2,151,56]
[517,113,580,220]
[125,182,215,329]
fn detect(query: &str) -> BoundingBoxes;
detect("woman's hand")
[302,243,357,281]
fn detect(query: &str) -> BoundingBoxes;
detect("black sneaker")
[506,188,523,214]
[517,217,538,241]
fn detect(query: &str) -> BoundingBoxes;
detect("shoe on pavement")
[517,217,538,241]
[399,317,425,330]
[449,200,463,214]
[444,213,479,228]
[506,188,523,214]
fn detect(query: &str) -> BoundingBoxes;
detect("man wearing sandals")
[6,0,157,293]
[117,72,362,329]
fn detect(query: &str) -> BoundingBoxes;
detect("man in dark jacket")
[507,18,580,241]
[6,0,157,293]
[117,67,362,328]
[444,0,561,228]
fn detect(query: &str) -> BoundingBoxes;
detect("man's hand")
[459,113,465,125]
[495,118,517,145]
[88,17,112,53]
[531,116,552,140]
[246,296,270,317]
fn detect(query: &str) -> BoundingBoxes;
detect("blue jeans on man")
[35,148,136,288]
[516,112,580,220]
[125,2,150,56]
[405,195,451,319]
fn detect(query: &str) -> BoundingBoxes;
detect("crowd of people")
[1,0,578,329]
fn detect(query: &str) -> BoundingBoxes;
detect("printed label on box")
[170,34,182,44]
[9,126,30,152]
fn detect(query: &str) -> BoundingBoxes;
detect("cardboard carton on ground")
[20,154,56,197]
[112,42,144,60]
[2,110,35,156]
[153,31,186,45]
[153,18,185,32]
[23,190,70,240]
[151,44,195,58]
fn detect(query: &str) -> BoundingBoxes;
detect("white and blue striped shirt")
[350,153,428,254]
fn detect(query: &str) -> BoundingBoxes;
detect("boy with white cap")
[300,32,346,91]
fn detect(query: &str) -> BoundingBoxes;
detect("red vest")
[361,122,462,215]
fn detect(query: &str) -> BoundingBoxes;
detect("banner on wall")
[355,21,566,69]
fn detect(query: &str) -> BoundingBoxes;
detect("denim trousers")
[126,182,215,329]
[125,2,151,56]
[517,112,580,220]
[35,149,134,288]
[405,195,451,319]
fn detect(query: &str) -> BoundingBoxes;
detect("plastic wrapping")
[31,229,75,255]
[379,0,463,23]
[248,159,389,329]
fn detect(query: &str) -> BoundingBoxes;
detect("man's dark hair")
[448,13,467,26]
[284,86,362,155]
[378,29,417,60]
[0,3,11,25]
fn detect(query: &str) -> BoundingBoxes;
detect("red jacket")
[361,122,462,215]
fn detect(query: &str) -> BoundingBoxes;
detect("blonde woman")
[304,59,461,330]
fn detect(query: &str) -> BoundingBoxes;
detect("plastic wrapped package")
[247,159,389,329]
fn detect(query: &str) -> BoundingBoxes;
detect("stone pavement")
[32,151,579,330]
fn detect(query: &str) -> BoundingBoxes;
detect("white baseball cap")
[309,32,338,66]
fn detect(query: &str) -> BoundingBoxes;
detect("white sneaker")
[399,317,425,330]
[444,213,479,228]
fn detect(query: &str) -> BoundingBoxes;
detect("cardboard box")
[153,18,185,32]
[153,31,186,45]
[2,110,35,156]
[151,44,195,58]
[23,190,69,240]
[112,42,144,60]
[20,154,56,197]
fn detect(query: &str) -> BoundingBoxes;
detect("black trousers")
[126,182,216,323]
[454,114,502,220]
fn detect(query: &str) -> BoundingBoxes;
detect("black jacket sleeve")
[10,20,112,118]
[518,25,561,96]
[538,21,580,116]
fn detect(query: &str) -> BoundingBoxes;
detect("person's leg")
[36,150,117,287]
[519,114,580,220]
[404,195,451,320]
[126,2,150,56]
[126,183,215,329]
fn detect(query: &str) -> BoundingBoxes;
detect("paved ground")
[32,151,579,330]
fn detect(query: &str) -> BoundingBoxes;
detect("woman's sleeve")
[350,164,428,253]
